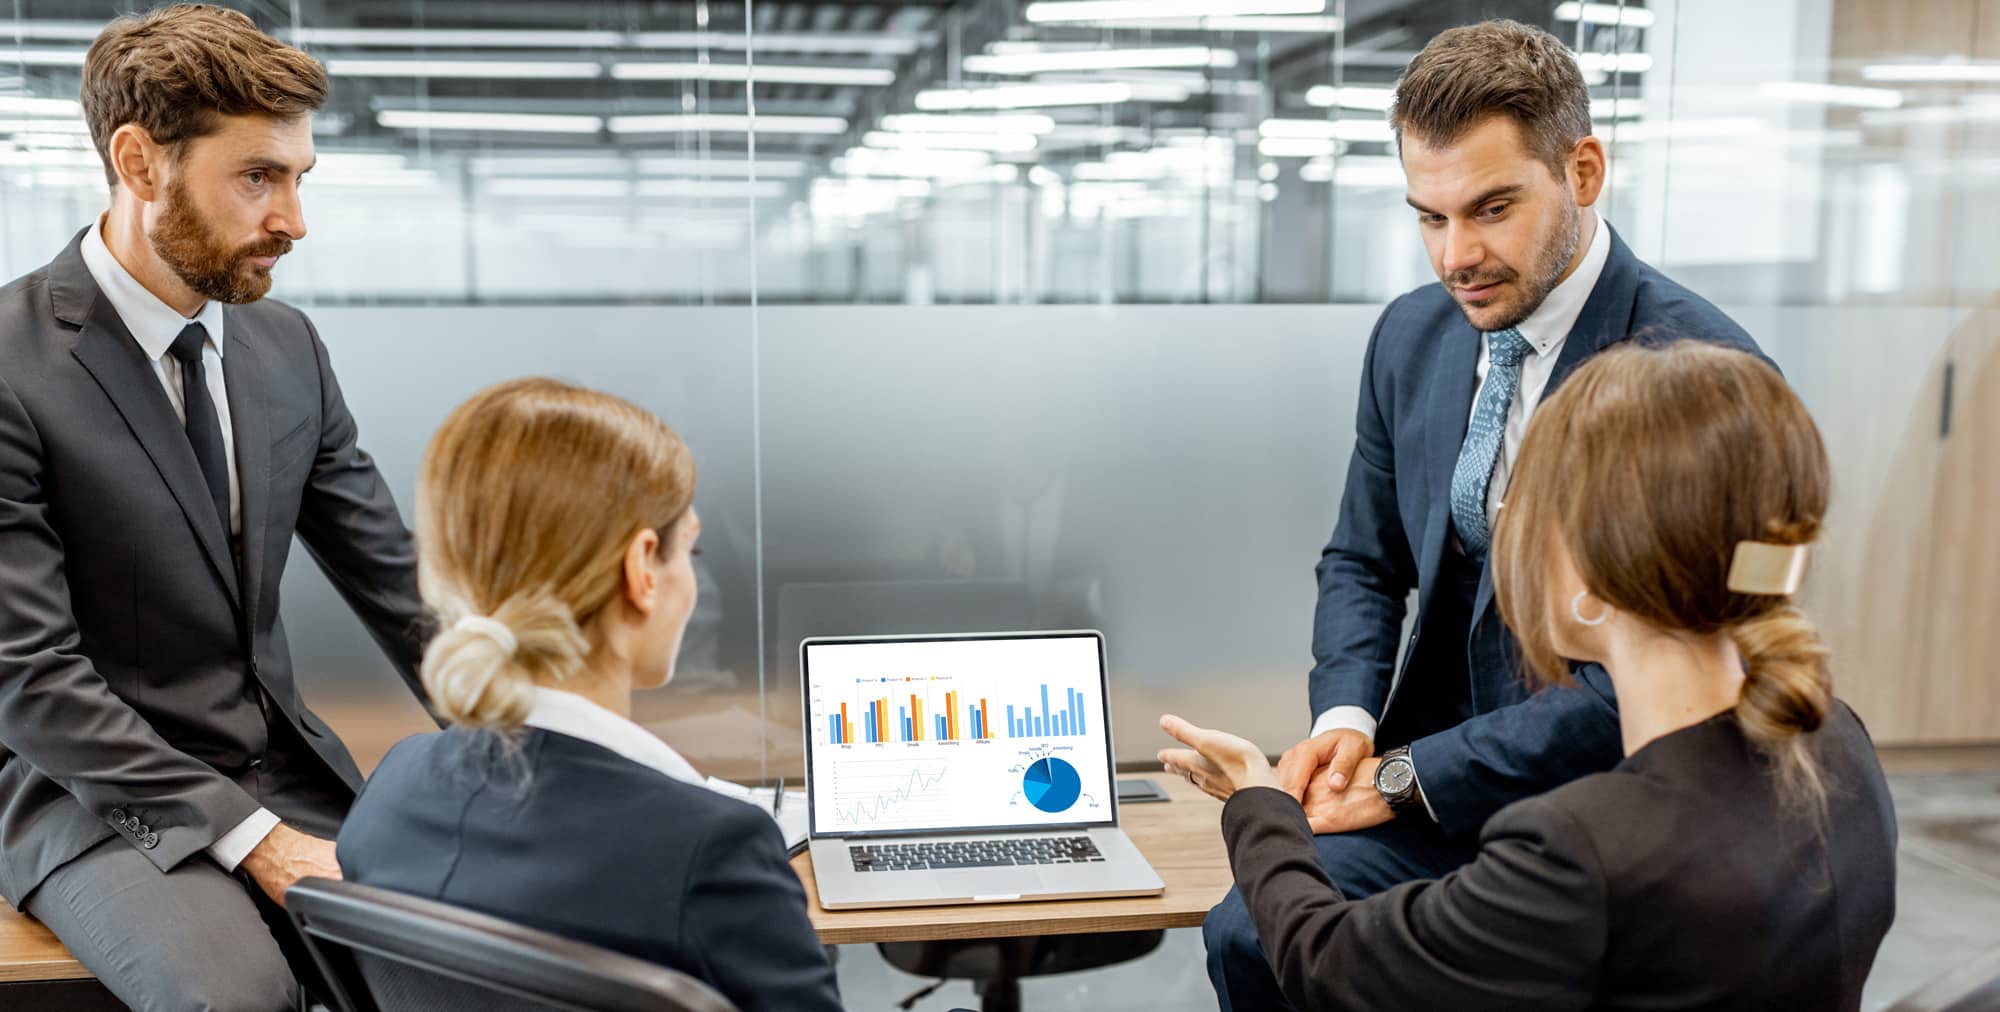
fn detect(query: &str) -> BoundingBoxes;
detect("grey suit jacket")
[0,230,430,904]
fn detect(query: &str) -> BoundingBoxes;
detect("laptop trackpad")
[939,867,1047,898]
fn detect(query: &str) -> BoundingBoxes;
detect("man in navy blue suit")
[1201,20,1765,1009]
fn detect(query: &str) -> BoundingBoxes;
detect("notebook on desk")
[799,630,1164,910]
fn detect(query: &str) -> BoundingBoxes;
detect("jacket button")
[135,824,149,836]
[141,834,158,850]
[111,809,127,823]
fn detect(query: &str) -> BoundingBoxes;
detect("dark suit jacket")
[1223,704,1898,1011]
[0,230,428,903]
[338,728,843,1012]
[1312,226,1766,836]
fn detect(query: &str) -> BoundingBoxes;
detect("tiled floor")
[833,770,2000,1011]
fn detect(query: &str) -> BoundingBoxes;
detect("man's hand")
[1300,756,1394,835]
[1157,714,1283,803]
[1274,727,1374,800]
[238,823,341,908]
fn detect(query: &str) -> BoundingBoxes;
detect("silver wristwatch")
[1374,746,1423,817]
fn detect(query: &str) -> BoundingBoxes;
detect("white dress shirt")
[79,222,275,869]
[1311,211,1613,776]
[523,687,704,785]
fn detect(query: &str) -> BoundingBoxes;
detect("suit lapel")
[1416,315,1482,606]
[222,313,270,636]
[69,296,242,608]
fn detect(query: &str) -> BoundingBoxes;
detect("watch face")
[1377,759,1415,795]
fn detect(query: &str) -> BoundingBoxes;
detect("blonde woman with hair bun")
[336,378,841,1011]
[1160,342,1897,1011]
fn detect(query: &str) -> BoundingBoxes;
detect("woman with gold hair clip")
[1163,341,1896,1011]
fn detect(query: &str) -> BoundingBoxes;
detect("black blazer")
[0,231,428,903]
[338,728,842,1012]
[1222,704,1897,1011]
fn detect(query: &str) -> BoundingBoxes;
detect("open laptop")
[801,630,1165,910]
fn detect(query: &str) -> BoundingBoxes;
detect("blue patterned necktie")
[1450,328,1535,555]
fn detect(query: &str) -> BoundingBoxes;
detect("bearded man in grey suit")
[0,6,431,1009]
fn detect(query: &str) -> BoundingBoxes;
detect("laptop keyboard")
[849,836,1104,872]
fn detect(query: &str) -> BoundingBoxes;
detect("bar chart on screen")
[805,635,1114,834]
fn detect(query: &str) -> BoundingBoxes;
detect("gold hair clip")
[1727,541,1811,596]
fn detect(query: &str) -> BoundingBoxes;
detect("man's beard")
[1448,198,1581,332]
[149,178,291,304]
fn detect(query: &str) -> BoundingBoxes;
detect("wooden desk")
[0,903,88,985]
[791,775,1232,945]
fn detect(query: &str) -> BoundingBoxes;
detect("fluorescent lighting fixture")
[469,156,626,176]
[0,118,91,134]
[487,178,629,198]
[1860,61,2000,83]
[881,113,1057,134]
[1574,52,1653,75]
[631,32,922,56]
[1059,14,1342,30]
[636,156,807,177]
[378,110,603,133]
[0,96,83,116]
[3,49,87,67]
[963,46,1235,74]
[836,146,992,178]
[290,28,625,47]
[1025,0,1325,23]
[916,83,1134,110]
[15,132,93,149]
[863,130,1037,152]
[315,169,440,189]
[1028,76,1194,102]
[0,20,106,41]
[1258,136,1339,157]
[1554,2,1657,28]
[1759,81,1902,109]
[1304,85,1394,111]
[326,59,603,80]
[1611,116,1762,142]
[0,148,100,167]
[1258,117,1393,142]
[1590,97,1646,119]
[611,63,895,86]
[636,179,787,198]
[607,114,848,134]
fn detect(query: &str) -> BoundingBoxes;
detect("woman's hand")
[1158,714,1283,802]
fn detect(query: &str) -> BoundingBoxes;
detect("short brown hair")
[82,4,328,186]
[1390,19,1593,176]
[1492,341,1833,807]
[416,379,698,730]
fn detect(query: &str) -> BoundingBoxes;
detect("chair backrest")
[286,878,739,1012]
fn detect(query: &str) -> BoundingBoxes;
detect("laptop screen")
[802,632,1118,839]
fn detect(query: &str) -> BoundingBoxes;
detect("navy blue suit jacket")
[337,728,841,1012]
[1312,226,1766,838]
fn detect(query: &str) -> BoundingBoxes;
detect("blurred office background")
[2,1,1996,1006]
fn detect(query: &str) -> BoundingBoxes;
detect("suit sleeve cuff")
[1310,705,1378,741]
[206,808,280,872]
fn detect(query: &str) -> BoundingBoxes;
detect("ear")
[621,528,662,616]
[1569,135,1607,209]
[107,124,165,203]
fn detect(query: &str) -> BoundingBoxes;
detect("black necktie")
[168,322,231,534]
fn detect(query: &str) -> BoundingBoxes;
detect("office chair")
[285,878,739,1012]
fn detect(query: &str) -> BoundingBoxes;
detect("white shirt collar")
[80,220,227,362]
[521,687,702,786]
[1510,208,1610,355]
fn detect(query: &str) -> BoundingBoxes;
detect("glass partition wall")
[2,0,1992,785]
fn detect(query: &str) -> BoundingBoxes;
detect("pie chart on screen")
[1023,757,1082,813]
